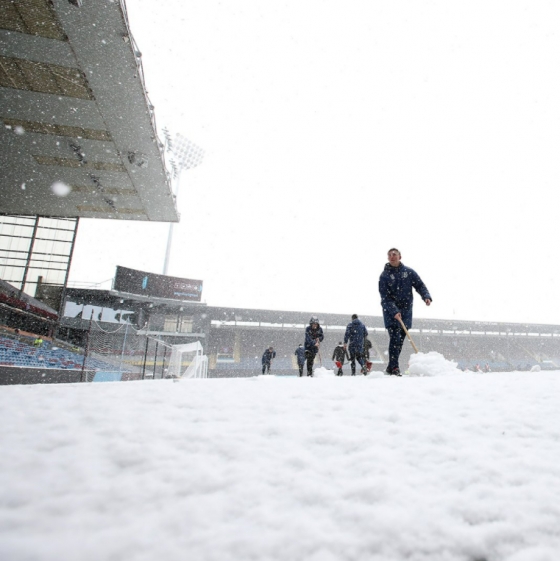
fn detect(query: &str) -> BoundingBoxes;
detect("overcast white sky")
[69,0,560,325]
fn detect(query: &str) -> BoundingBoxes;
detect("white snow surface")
[1,369,560,561]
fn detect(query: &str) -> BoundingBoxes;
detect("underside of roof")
[0,0,178,222]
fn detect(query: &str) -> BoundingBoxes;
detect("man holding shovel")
[379,248,432,376]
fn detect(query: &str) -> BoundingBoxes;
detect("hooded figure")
[332,342,351,376]
[304,316,324,376]
[261,347,276,374]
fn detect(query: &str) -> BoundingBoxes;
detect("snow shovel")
[338,358,372,372]
[397,317,419,354]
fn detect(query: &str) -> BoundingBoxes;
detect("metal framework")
[0,214,78,299]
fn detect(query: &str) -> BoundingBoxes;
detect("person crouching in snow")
[379,248,432,376]
[261,347,276,374]
[294,344,306,377]
[304,317,324,376]
[344,314,369,375]
[332,341,351,376]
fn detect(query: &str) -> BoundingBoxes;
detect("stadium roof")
[0,0,178,222]
[204,306,560,336]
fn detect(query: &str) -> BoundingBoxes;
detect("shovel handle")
[397,317,419,354]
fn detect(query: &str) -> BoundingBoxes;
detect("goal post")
[78,319,207,380]
[168,341,208,378]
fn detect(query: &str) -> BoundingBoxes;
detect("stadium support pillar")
[153,341,159,379]
[161,345,168,378]
[141,337,149,380]
[234,331,241,362]
[19,217,40,299]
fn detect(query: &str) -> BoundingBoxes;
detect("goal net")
[82,321,176,380]
[75,320,206,381]
[167,341,208,378]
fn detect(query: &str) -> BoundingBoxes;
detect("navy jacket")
[294,346,306,365]
[344,318,368,352]
[304,325,324,353]
[262,349,276,365]
[379,263,431,329]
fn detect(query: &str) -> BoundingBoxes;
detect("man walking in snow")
[379,248,432,376]
[261,347,276,375]
[304,317,324,376]
[294,344,306,377]
[332,341,351,376]
[344,314,369,375]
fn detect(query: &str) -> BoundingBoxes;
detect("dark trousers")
[297,363,304,377]
[387,325,406,370]
[262,362,271,374]
[349,348,365,375]
[305,350,316,376]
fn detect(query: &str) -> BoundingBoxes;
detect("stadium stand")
[208,323,560,377]
[3,308,560,382]
[0,331,116,371]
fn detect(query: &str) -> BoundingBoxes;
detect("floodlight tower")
[162,131,204,275]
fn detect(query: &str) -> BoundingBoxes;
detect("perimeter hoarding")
[114,266,203,302]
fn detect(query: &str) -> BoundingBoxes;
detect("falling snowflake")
[51,181,72,197]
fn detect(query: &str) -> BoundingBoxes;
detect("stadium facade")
[58,286,560,377]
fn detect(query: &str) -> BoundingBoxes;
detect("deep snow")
[1,355,559,561]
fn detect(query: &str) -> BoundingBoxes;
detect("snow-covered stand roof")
[0,0,178,222]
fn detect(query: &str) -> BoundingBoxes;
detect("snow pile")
[408,350,461,377]
[312,365,335,377]
[2,372,560,561]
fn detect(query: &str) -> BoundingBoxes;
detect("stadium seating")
[0,334,88,370]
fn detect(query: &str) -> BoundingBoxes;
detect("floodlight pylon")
[162,130,204,275]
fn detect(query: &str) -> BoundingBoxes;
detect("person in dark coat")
[304,316,324,376]
[261,347,276,374]
[344,314,369,375]
[332,342,351,376]
[294,344,306,377]
[379,248,432,376]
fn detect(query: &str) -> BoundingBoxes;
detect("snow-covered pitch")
[1,355,559,561]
